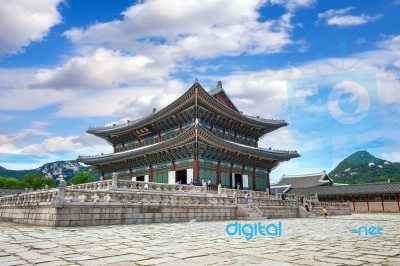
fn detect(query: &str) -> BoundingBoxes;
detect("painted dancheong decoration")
[77,80,300,191]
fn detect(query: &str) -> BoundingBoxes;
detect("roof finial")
[217,80,222,88]
[195,78,198,83]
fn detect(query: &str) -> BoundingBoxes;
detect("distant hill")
[0,161,98,182]
[329,151,400,184]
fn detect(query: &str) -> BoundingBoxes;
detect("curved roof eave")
[78,124,299,165]
[198,125,299,161]
[86,83,197,136]
[200,86,288,130]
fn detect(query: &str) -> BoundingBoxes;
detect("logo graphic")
[351,225,384,236]
[287,40,381,167]
[225,221,282,241]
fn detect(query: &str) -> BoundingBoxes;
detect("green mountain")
[329,151,400,184]
[0,161,98,182]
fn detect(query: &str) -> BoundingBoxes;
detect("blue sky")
[1,0,399,183]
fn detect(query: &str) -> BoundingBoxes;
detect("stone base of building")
[0,203,352,227]
[0,203,238,227]
[0,180,352,227]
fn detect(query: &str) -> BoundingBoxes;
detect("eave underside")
[78,125,299,173]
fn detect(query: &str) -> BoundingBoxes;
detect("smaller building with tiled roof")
[273,171,333,188]
[288,182,400,196]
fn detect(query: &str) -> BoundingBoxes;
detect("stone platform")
[0,179,350,227]
[0,214,399,265]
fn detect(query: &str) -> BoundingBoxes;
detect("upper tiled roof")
[86,81,288,139]
[287,182,400,195]
[273,172,333,188]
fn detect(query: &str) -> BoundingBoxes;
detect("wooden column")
[193,158,199,181]
[252,166,256,191]
[255,138,258,148]
[352,195,356,211]
[113,145,116,153]
[217,160,221,185]
[149,164,153,182]
[366,194,369,212]
[266,171,271,194]
[339,195,343,203]
[129,168,133,179]
[381,194,385,212]
[229,162,233,188]
[396,193,400,212]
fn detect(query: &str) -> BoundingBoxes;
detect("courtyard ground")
[0,213,399,265]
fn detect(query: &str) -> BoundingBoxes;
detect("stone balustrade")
[63,189,234,206]
[0,180,232,207]
[222,188,271,199]
[0,179,350,210]
[0,189,60,206]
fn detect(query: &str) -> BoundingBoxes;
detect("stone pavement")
[0,213,399,265]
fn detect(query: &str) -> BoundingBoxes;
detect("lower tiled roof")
[287,183,400,195]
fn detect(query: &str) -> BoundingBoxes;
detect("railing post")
[111,175,118,190]
[54,179,66,206]
[218,184,222,195]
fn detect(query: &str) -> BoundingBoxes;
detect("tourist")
[237,183,241,190]
[207,179,211,190]
[323,207,327,218]
[136,183,140,189]
[245,192,249,207]
[144,183,149,190]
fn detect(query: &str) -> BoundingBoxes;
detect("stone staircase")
[298,206,317,218]
[237,204,264,220]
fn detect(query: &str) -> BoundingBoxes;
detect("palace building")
[77,80,299,191]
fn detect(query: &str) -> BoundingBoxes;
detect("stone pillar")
[111,173,118,189]
[58,180,66,204]
[203,182,207,193]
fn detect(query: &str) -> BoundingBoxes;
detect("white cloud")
[0,0,62,56]
[0,88,75,111]
[21,136,82,155]
[318,7,381,27]
[382,151,400,163]
[0,134,18,154]
[63,0,293,60]
[268,0,316,11]
[32,48,167,89]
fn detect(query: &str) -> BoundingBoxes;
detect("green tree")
[22,173,55,189]
[376,176,389,182]
[0,177,22,188]
[72,170,96,185]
